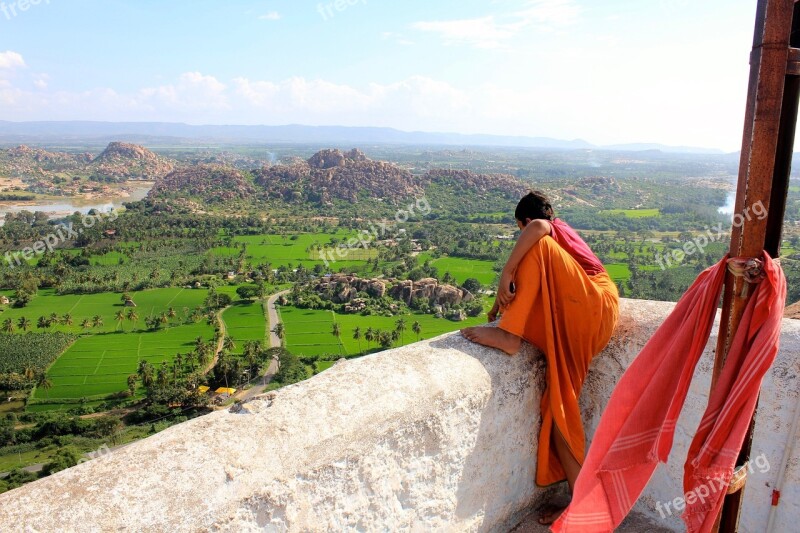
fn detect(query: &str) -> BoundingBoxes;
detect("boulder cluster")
[314,274,387,304]
[311,274,473,312]
[388,277,474,306]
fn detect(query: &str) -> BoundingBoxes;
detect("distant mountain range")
[0,121,727,155]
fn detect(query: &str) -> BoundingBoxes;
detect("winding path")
[200,307,229,375]
[235,290,289,402]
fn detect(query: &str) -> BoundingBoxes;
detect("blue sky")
[0,0,760,150]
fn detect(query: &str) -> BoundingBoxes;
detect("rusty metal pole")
[710,0,799,531]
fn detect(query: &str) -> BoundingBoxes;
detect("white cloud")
[33,73,49,89]
[412,16,515,49]
[412,0,580,48]
[516,0,581,28]
[0,64,751,151]
[0,51,25,69]
[258,11,281,21]
[139,72,230,112]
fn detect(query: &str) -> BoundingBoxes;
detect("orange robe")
[498,235,619,486]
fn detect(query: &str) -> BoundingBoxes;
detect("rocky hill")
[90,142,174,180]
[0,145,91,178]
[148,165,255,204]
[0,142,175,183]
[254,148,422,204]
[422,168,528,199]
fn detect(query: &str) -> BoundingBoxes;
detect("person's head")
[515,190,554,229]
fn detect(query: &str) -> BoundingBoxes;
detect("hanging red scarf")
[552,252,786,533]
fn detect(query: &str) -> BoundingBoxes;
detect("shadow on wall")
[430,333,557,531]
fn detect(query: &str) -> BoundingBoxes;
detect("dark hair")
[515,190,554,222]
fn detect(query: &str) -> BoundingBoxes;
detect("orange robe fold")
[498,235,619,486]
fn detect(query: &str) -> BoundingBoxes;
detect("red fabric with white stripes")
[551,253,786,533]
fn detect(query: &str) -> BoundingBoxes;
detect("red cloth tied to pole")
[551,252,786,533]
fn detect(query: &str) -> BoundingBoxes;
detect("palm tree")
[378,330,393,348]
[2,318,14,334]
[244,342,258,372]
[37,316,49,330]
[395,318,407,344]
[127,374,138,396]
[412,321,422,341]
[365,327,375,350]
[272,322,285,346]
[196,344,211,369]
[156,362,169,387]
[61,313,73,327]
[353,327,362,354]
[92,315,104,328]
[185,350,197,371]
[216,353,231,389]
[17,316,31,332]
[80,318,92,330]
[223,336,236,352]
[114,310,125,331]
[331,323,341,352]
[168,307,177,322]
[36,372,52,400]
[23,367,35,381]
[49,313,59,327]
[137,360,154,388]
[126,309,139,330]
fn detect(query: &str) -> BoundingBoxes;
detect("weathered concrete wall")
[0,299,797,532]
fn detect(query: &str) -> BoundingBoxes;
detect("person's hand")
[497,270,516,307]
[488,299,500,322]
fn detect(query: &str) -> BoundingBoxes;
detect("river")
[0,183,152,223]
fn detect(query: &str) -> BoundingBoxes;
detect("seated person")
[461,191,619,525]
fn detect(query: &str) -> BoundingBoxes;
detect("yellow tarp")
[197,386,210,393]
[214,387,236,394]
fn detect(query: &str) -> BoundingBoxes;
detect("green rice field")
[221,300,268,354]
[0,287,208,335]
[601,208,661,218]
[0,288,216,408]
[279,305,488,358]
[604,263,632,282]
[416,254,497,285]
[210,231,378,269]
[36,322,214,401]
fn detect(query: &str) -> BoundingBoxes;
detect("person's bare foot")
[460,326,521,355]
[537,504,567,525]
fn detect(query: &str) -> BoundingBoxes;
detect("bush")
[274,349,309,385]
[42,445,82,475]
[462,278,482,294]
[0,468,37,493]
